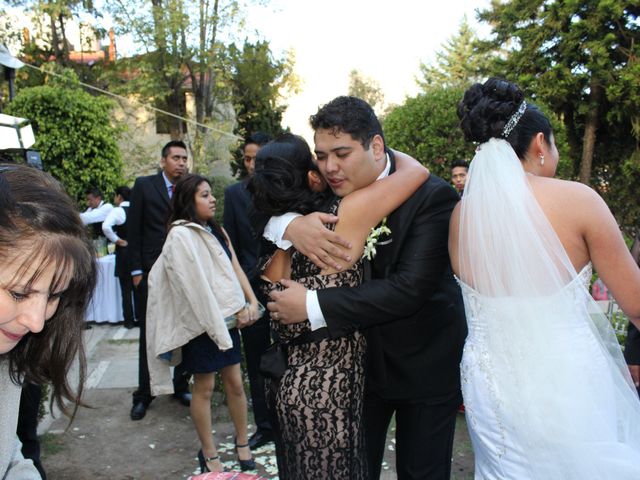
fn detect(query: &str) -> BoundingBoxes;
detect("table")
[85,254,124,323]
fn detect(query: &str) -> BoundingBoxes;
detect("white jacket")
[146,221,245,395]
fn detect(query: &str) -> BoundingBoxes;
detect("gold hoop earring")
[539,154,545,166]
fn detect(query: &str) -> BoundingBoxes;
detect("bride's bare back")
[450,175,640,327]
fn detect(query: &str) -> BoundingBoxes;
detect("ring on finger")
[273,312,279,320]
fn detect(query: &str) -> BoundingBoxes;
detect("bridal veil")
[457,138,640,479]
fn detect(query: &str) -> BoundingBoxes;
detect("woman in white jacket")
[0,164,95,479]
[146,173,259,474]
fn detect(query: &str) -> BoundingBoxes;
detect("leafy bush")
[383,87,471,179]
[384,86,571,181]
[6,81,124,205]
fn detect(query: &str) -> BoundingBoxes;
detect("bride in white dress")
[450,77,640,479]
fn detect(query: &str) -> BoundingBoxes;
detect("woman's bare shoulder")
[535,177,613,239]
[535,177,602,207]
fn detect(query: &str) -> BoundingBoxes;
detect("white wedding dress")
[457,139,640,480]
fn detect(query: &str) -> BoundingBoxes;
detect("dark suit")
[317,161,467,479]
[223,180,272,436]
[128,171,189,405]
[625,235,640,395]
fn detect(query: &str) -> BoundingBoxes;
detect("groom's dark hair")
[310,96,385,149]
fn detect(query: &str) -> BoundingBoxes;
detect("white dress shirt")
[80,200,113,226]
[265,154,391,331]
[102,201,130,243]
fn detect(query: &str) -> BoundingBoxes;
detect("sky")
[4,0,491,143]
[242,0,491,141]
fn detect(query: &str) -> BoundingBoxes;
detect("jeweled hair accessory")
[501,100,527,138]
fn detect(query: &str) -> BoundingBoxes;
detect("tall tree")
[227,39,298,176]
[478,0,640,186]
[417,17,490,91]
[228,39,296,139]
[348,69,384,111]
[2,0,100,65]
[108,0,257,140]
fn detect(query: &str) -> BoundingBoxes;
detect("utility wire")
[22,62,241,140]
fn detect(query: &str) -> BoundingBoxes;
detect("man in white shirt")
[80,187,113,238]
[103,186,138,329]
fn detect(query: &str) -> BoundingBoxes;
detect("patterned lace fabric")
[261,199,368,479]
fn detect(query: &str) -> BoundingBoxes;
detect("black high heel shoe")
[197,449,221,474]
[234,439,256,471]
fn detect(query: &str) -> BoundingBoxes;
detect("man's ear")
[370,134,385,161]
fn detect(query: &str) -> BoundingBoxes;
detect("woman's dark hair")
[248,133,334,216]
[0,164,96,419]
[167,174,225,240]
[457,77,553,159]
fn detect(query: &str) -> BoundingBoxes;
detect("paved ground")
[39,323,474,479]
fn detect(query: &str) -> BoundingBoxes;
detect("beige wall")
[112,93,239,183]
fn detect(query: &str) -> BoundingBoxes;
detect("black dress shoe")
[173,392,191,407]
[248,430,274,450]
[130,401,147,420]
[123,320,135,329]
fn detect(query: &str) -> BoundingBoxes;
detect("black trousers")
[364,391,460,480]
[117,273,138,323]
[17,383,46,479]
[133,275,190,405]
[240,311,272,433]
[241,282,273,432]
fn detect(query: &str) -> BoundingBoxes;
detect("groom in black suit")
[269,96,467,479]
[128,140,192,420]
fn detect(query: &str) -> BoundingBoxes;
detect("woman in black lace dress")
[249,134,429,479]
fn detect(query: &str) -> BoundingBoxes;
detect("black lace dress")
[262,200,368,480]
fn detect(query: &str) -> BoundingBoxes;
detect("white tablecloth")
[85,254,123,323]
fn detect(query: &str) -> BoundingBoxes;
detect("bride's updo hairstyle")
[457,77,553,159]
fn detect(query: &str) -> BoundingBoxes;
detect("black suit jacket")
[317,160,467,402]
[626,237,640,365]
[128,172,171,273]
[223,180,259,280]
[625,324,640,365]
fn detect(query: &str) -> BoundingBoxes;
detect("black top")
[209,226,232,260]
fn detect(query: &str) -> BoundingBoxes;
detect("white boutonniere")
[363,217,391,260]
